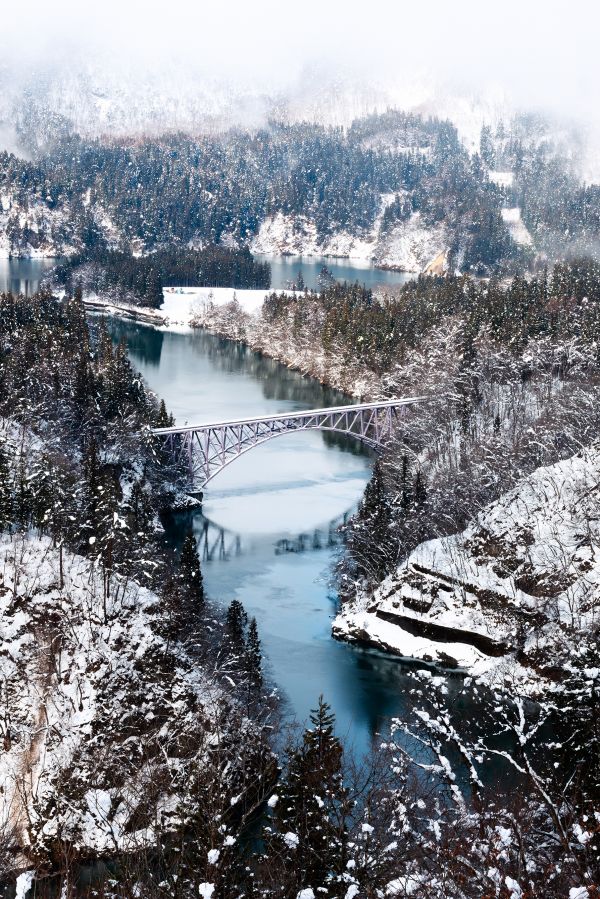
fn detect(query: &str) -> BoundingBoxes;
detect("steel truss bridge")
[152,398,424,490]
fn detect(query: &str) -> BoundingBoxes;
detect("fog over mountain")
[2,0,598,169]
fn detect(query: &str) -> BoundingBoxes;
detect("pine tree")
[178,530,204,605]
[414,469,427,508]
[266,696,348,894]
[30,453,56,534]
[245,617,263,693]
[0,439,12,529]
[399,453,411,509]
[82,435,102,540]
[221,599,248,672]
[156,398,174,427]
[13,449,31,530]
[349,458,394,581]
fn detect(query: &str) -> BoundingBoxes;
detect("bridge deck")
[152,396,426,435]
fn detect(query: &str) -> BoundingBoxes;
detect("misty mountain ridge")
[3,56,597,182]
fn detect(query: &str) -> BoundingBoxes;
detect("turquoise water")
[108,319,421,755]
[255,253,414,291]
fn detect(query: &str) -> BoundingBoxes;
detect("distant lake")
[0,254,414,298]
[253,254,415,291]
[0,258,57,295]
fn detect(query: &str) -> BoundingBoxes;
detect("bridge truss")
[152,397,424,489]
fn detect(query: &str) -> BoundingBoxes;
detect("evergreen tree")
[178,530,204,606]
[13,449,31,530]
[245,617,263,693]
[221,599,248,672]
[156,398,174,427]
[413,469,427,508]
[349,458,394,581]
[82,435,103,541]
[479,124,496,169]
[0,438,12,529]
[30,453,56,534]
[399,453,411,509]
[266,696,348,894]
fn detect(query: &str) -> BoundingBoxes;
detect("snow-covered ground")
[84,287,279,334]
[334,443,600,694]
[501,207,533,247]
[162,287,274,327]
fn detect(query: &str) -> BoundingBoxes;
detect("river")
[107,319,425,756]
[6,259,516,774]
[0,254,413,295]
[3,257,437,754]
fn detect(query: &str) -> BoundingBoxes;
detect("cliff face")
[250,208,447,273]
[334,443,600,695]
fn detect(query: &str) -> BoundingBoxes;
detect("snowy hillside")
[0,533,265,867]
[0,59,506,145]
[0,190,79,258]
[250,207,447,272]
[334,442,600,693]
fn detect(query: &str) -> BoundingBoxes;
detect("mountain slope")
[334,442,600,694]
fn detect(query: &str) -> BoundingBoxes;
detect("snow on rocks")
[334,442,600,693]
[250,204,446,274]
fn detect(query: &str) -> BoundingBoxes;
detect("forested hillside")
[176,257,600,895]
[0,290,280,893]
[3,109,597,275]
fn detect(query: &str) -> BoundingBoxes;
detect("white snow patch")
[489,171,514,187]
[15,871,35,899]
[501,208,533,247]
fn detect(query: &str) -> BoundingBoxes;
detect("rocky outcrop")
[334,443,600,691]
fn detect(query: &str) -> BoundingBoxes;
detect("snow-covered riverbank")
[334,444,600,695]
[84,287,275,331]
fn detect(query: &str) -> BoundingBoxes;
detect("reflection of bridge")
[197,518,242,562]
[196,509,353,562]
[153,398,424,489]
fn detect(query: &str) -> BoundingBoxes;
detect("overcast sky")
[3,0,598,119]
